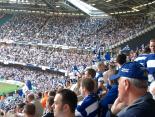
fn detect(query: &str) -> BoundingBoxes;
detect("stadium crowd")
[0,13,47,42]
[0,39,155,117]
[0,65,66,113]
[0,12,155,117]
[0,66,66,92]
[0,43,93,71]
[0,13,154,48]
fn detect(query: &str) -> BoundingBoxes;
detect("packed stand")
[0,13,154,48]
[0,43,93,71]
[0,12,155,117]
[38,15,107,47]
[0,65,66,114]
[0,13,48,42]
[0,42,155,116]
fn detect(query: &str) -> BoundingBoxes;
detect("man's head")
[143,46,150,54]
[97,62,105,72]
[111,62,148,105]
[149,39,155,53]
[16,103,25,113]
[52,89,77,117]
[116,54,126,66]
[84,68,96,79]
[27,93,35,103]
[44,91,49,97]
[37,92,42,99]
[48,90,56,97]
[24,103,35,117]
[80,78,95,96]
[46,96,54,112]
[108,61,116,70]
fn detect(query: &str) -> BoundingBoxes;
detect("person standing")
[144,39,155,82]
[75,78,99,117]
[52,89,77,117]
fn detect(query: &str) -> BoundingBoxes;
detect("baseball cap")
[110,62,148,80]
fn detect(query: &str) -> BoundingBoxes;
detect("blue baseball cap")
[110,62,148,80]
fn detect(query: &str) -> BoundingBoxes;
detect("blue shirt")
[134,54,148,66]
[75,93,99,117]
[106,93,155,117]
[100,84,118,117]
[144,53,155,80]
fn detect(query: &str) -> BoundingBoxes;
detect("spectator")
[144,39,155,82]
[41,91,49,109]
[52,89,77,117]
[84,68,98,92]
[15,103,25,117]
[106,62,155,117]
[24,103,36,117]
[84,68,96,79]
[48,90,56,97]
[97,78,107,98]
[75,78,99,117]
[103,62,116,84]
[95,62,106,87]
[37,92,42,101]
[100,75,118,117]
[27,93,44,117]
[42,96,54,117]
[135,46,150,66]
[65,80,72,89]
[116,54,126,69]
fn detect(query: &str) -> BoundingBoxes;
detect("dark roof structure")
[0,0,155,16]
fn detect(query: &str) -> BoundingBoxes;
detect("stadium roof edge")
[66,0,110,18]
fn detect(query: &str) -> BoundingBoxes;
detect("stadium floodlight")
[66,0,110,18]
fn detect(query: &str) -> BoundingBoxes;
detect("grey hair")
[124,77,148,89]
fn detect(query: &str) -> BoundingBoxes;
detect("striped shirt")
[144,53,155,81]
[75,93,99,117]
[135,54,148,66]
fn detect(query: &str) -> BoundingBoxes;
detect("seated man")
[106,62,155,117]
[75,78,99,117]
